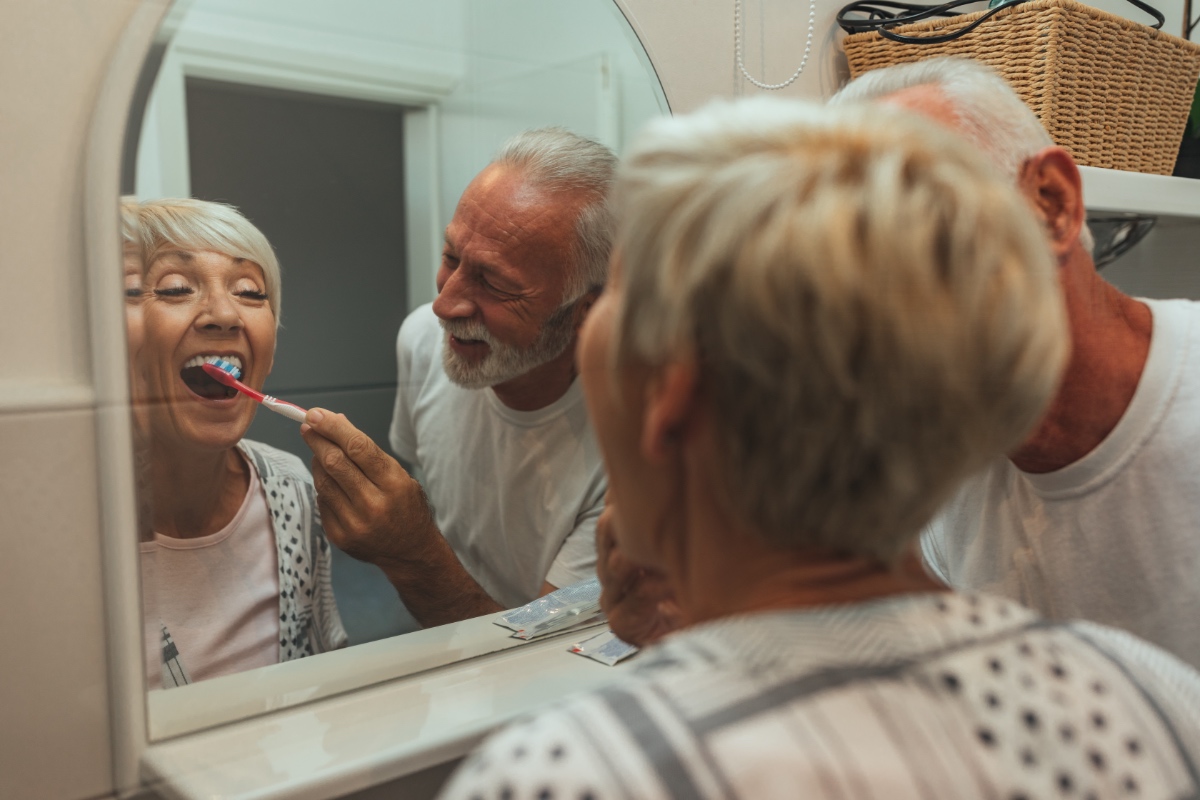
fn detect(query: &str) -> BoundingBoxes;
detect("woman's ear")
[641,361,699,463]
[1017,146,1085,261]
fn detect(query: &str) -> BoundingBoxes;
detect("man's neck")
[1009,255,1152,473]
[490,342,579,412]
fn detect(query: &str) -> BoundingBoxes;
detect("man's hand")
[595,503,684,647]
[300,408,505,627]
[301,409,437,567]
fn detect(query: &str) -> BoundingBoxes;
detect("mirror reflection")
[127,198,346,689]
[125,0,666,701]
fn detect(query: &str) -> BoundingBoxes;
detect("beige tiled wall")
[0,409,112,800]
[0,1,149,798]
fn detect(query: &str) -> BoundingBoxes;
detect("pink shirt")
[141,456,281,689]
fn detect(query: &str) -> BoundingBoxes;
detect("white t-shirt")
[923,298,1200,669]
[441,593,1200,800]
[140,455,280,689]
[388,304,606,609]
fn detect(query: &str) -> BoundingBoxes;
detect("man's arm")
[302,408,516,628]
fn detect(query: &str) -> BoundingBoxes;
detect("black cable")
[838,0,1164,44]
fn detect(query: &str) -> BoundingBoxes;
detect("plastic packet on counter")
[495,577,604,639]
[510,605,604,640]
[569,629,639,666]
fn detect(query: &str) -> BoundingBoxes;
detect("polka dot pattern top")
[439,593,1200,800]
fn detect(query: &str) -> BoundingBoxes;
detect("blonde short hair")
[120,196,141,255]
[612,98,1068,563]
[124,198,283,325]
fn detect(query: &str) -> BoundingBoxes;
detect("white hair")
[124,197,283,325]
[493,127,617,302]
[612,97,1068,563]
[831,57,1093,252]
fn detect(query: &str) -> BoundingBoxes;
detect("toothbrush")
[201,359,309,423]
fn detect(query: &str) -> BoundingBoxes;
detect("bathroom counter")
[142,615,626,799]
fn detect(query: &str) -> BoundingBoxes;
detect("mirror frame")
[85,2,173,791]
[87,1,671,789]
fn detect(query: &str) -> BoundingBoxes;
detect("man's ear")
[1017,146,1085,260]
[641,361,699,463]
[572,288,602,332]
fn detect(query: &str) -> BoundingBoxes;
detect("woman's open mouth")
[179,354,243,400]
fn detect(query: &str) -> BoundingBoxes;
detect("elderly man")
[303,128,613,627]
[441,97,1200,800]
[828,58,1200,668]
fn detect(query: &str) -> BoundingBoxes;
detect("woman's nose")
[196,291,242,332]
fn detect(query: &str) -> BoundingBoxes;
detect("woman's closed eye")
[235,289,269,301]
[153,285,194,298]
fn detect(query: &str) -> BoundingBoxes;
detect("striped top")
[441,593,1200,799]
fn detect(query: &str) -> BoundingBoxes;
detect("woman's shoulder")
[238,439,313,484]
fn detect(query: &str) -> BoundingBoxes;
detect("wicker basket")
[842,0,1200,174]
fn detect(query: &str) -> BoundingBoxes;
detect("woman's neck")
[664,455,944,627]
[149,442,250,539]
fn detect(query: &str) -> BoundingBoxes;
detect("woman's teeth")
[183,354,243,379]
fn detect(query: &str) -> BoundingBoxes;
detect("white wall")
[0,3,155,799]
[136,0,668,308]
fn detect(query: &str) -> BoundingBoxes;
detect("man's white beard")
[440,301,578,390]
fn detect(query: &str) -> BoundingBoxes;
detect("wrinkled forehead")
[451,165,582,260]
[123,243,144,273]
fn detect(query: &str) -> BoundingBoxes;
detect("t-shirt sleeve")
[919,516,951,586]
[389,311,424,465]
[544,471,606,590]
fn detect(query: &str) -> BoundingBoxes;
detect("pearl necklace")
[734,0,818,90]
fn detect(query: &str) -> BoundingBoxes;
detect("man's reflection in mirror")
[125,198,346,689]
[301,129,616,627]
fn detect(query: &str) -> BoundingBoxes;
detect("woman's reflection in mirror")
[124,198,346,689]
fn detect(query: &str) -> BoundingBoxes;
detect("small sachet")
[569,629,639,666]
[496,577,605,639]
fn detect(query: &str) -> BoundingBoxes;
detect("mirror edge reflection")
[85,0,180,790]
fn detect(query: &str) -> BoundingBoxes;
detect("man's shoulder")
[397,303,442,352]
[1143,297,1200,349]
[924,460,1008,532]
[396,303,448,388]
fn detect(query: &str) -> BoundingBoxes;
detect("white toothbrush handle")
[262,395,308,423]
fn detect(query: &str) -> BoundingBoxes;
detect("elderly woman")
[124,198,345,689]
[440,101,1200,798]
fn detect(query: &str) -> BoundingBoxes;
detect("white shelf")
[1080,166,1200,219]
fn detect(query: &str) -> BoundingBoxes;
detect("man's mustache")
[440,318,497,345]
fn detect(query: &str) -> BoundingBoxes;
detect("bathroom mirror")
[123,0,667,737]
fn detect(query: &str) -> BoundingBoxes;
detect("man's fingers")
[310,457,358,530]
[304,408,398,484]
[302,422,375,496]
